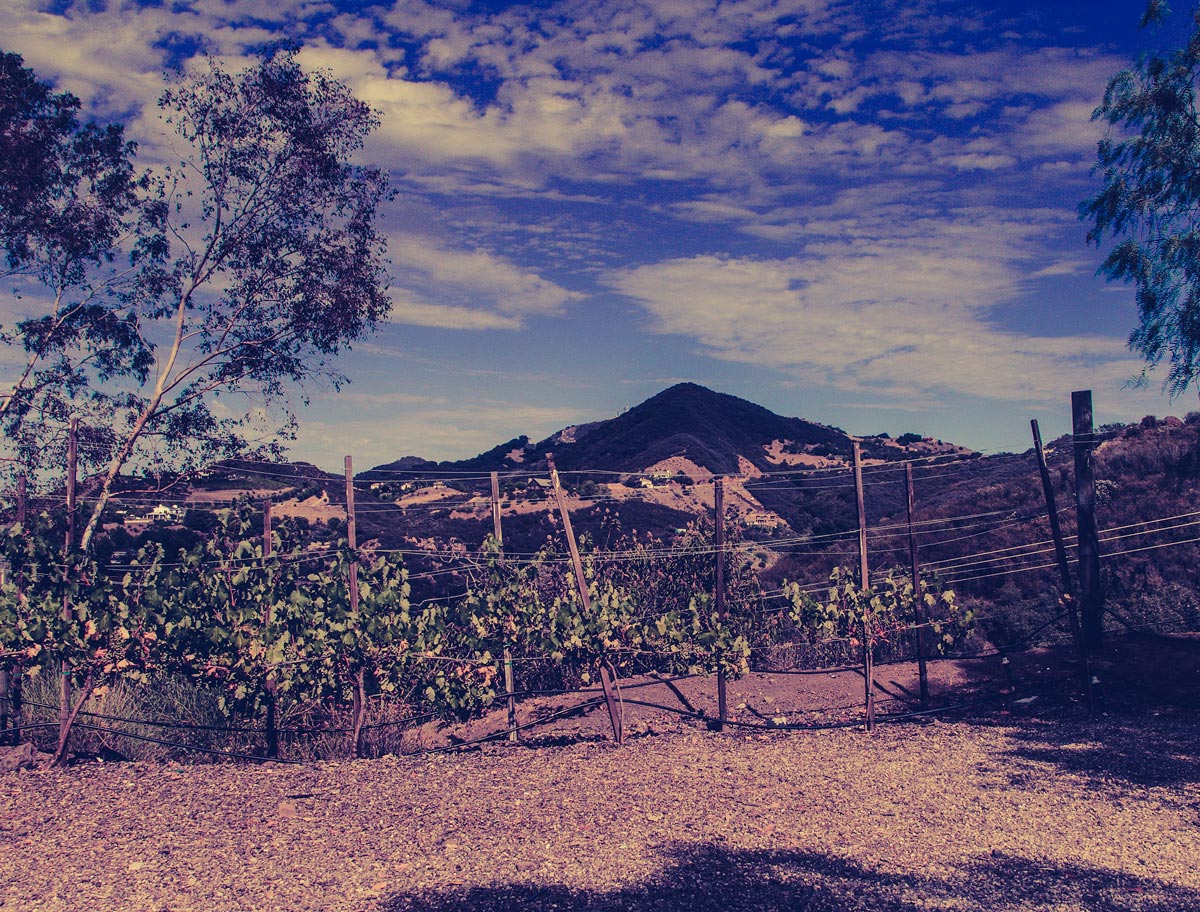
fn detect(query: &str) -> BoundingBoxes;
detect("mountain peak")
[363,383,965,480]
[546,383,847,474]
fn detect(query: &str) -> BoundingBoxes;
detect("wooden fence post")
[546,454,623,745]
[11,473,25,744]
[491,471,517,743]
[56,418,78,763]
[714,477,728,731]
[0,549,7,742]
[1072,391,1104,651]
[853,442,876,732]
[261,498,279,759]
[905,464,929,709]
[345,456,359,615]
[345,455,367,758]
[0,523,8,743]
[263,499,273,558]
[1031,419,1095,715]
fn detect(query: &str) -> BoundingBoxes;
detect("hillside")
[98,386,1200,643]
[327,384,977,569]
[542,383,850,474]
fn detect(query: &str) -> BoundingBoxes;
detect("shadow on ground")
[996,716,1200,788]
[380,843,1199,912]
[941,635,1200,789]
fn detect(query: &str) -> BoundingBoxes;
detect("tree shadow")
[379,843,1199,912]
[925,638,1200,789]
[996,716,1200,789]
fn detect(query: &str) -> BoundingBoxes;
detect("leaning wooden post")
[55,417,79,764]
[1072,391,1104,651]
[491,471,517,743]
[11,473,25,744]
[714,477,728,731]
[546,454,623,745]
[0,557,8,745]
[1032,419,1095,716]
[905,464,929,709]
[853,442,876,732]
[345,455,366,758]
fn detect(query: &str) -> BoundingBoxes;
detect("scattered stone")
[0,742,36,774]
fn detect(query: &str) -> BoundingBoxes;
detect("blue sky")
[2,0,1195,470]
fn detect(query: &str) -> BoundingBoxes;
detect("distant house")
[638,471,674,488]
[124,503,185,529]
[744,510,777,527]
[148,504,185,522]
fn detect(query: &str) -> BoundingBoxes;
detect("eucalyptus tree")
[2,49,392,551]
[0,50,146,438]
[1084,1,1200,394]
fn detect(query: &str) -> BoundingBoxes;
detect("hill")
[342,383,974,563]
[361,383,969,481]
[100,386,1200,644]
[541,382,850,474]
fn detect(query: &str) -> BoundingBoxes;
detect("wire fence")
[0,598,1102,764]
[3,435,1199,765]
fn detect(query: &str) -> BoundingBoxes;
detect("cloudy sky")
[2,0,1194,470]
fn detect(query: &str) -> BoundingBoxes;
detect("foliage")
[174,507,323,721]
[456,521,754,710]
[313,549,460,755]
[0,512,177,762]
[783,567,971,667]
[1083,1,1200,394]
[167,504,487,755]
[0,49,145,453]
[1,50,393,554]
[594,520,754,678]
[0,515,177,691]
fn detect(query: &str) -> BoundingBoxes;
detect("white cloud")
[0,1,167,119]
[939,152,1017,171]
[387,234,583,325]
[1031,260,1089,278]
[388,299,523,330]
[1017,99,1104,158]
[0,0,1123,204]
[607,212,1143,406]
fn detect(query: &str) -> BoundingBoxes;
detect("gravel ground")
[3,713,1199,912]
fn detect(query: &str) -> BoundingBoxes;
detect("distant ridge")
[361,382,964,480]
